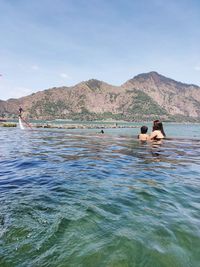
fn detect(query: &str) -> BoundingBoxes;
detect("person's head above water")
[153,123,160,131]
[153,121,166,136]
[153,120,159,126]
[141,126,148,134]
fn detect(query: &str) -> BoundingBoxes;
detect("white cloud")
[194,66,200,71]
[13,87,33,98]
[31,65,39,70]
[59,73,70,79]
[2,87,32,99]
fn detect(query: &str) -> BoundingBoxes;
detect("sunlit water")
[0,125,200,267]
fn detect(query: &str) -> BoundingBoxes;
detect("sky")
[0,0,200,100]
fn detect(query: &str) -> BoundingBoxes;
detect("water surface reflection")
[0,128,200,267]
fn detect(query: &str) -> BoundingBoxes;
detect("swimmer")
[138,126,149,141]
[150,121,165,140]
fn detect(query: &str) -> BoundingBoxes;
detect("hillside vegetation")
[1,72,200,122]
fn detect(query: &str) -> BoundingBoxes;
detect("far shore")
[0,121,141,129]
[1,120,200,129]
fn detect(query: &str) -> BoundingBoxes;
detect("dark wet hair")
[141,126,148,134]
[153,120,159,126]
[153,121,166,136]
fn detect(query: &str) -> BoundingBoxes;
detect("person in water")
[152,120,166,137]
[138,126,149,141]
[19,106,23,117]
[150,121,165,140]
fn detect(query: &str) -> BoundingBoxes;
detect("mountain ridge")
[1,72,200,122]
[129,71,199,88]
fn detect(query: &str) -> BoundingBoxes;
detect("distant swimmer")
[96,129,104,134]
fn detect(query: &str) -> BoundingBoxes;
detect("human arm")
[150,131,158,140]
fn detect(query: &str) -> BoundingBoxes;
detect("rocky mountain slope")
[122,72,200,117]
[1,72,200,121]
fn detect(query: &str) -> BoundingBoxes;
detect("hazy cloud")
[194,66,200,71]
[13,87,33,98]
[31,65,40,71]
[59,73,70,79]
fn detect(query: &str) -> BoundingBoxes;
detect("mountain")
[1,72,200,121]
[122,72,200,118]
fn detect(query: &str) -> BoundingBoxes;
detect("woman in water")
[150,120,166,140]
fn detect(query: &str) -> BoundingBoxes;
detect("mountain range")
[1,71,200,122]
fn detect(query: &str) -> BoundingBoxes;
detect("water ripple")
[0,128,200,266]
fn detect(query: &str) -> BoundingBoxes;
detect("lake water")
[0,124,200,267]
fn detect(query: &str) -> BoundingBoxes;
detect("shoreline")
[1,120,200,129]
[0,122,141,129]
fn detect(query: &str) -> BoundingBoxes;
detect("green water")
[0,125,200,266]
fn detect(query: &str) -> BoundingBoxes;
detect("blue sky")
[0,0,200,100]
